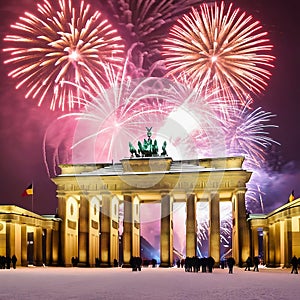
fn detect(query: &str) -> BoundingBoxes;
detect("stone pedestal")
[121,157,172,173]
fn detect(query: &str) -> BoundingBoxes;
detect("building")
[249,197,300,267]
[1,154,252,267]
[0,205,60,266]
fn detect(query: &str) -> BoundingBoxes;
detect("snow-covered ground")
[0,266,299,300]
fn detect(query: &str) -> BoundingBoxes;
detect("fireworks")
[2,1,281,254]
[162,1,275,102]
[98,0,209,77]
[56,61,184,163]
[52,59,231,165]
[224,101,279,168]
[3,0,124,110]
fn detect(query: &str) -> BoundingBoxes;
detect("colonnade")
[0,206,60,266]
[249,200,300,268]
[58,188,250,267]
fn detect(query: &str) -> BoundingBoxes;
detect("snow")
[0,266,299,300]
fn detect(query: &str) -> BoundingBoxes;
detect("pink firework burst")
[55,61,181,163]
[162,1,275,103]
[224,102,279,169]
[3,0,125,110]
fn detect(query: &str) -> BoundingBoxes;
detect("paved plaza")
[0,266,299,299]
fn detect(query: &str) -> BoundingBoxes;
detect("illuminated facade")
[1,155,254,267]
[0,206,60,266]
[52,155,251,267]
[249,198,300,267]
[2,158,300,268]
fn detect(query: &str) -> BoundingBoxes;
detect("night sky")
[0,0,299,215]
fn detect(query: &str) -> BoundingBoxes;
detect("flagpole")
[31,181,34,212]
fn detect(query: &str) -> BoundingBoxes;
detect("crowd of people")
[176,256,236,274]
[4,253,300,274]
[0,255,17,269]
[245,256,260,272]
[130,256,143,271]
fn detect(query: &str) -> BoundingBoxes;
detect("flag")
[289,190,295,202]
[22,184,33,197]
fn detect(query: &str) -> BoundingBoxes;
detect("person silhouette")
[253,256,259,272]
[245,256,252,271]
[291,256,298,274]
[6,256,11,269]
[227,257,235,274]
[11,255,17,269]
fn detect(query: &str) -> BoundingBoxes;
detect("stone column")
[263,227,269,266]
[282,218,292,267]
[89,198,100,267]
[132,197,140,258]
[160,193,173,267]
[100,193,112,267]
[57,196,67,266]
[251,227,259,257]
[78,195,90,267]
[274,221,281,267]
[186,193,197,258]
[232,189,250,266]
[21,224,27,266]
[6,222,14,259]
[45,228,52,265]
[51,228,60,266]
[268,223,275,267]
[111,196,120,265]
[209,192,220,266]
[35,227,43,266]
[122,194,133,267]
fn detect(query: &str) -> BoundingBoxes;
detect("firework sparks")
[196,202,232,257]
[162,1,275,102]
[224,101,279,168]
[45,59,227,169]
[3,0,124,110]
[56,61,182,163]
[99,0,210,77]
[160,78,228,159]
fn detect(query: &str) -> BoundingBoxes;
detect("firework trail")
[159,77,228,159]
[52,59,230,166]
[55,61,186,164]
[98,0,210,77]
[196,202,232,257]
[162,1,275,103]
[246,176,266,213]
[224,101,280,169]
[219,100,280,213]
[3,0,124,110]
[42,116,77,177]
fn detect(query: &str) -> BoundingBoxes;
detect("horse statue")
[129,128,167,158]
[129,142,139,157]
[137,141,144,156]
[161,141,167,156]
[152,139,158,156]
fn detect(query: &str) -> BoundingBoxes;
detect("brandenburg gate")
[52,132,251,267]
